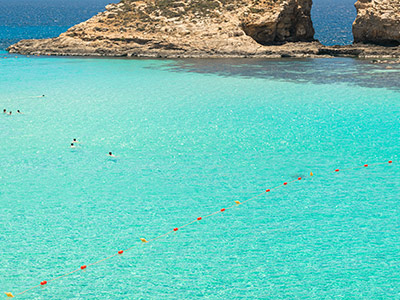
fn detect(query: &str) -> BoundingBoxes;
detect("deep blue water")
[0,0,111,49]
[312,0,357,46]
[0,0,357,49]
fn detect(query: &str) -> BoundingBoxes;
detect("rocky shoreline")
[7,41,400,59]
[6,0,400,59]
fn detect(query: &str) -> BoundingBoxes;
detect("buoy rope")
[1,95,45,101]
[4,159,395,299]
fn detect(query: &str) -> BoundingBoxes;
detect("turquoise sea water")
[0,51,400,299]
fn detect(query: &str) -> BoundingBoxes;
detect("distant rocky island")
[7,0,400,58]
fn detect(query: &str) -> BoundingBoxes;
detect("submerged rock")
[353,0,400,46]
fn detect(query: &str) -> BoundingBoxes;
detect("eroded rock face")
[242,0,314,45]
[353,0,400,46]
[7,0,315,57]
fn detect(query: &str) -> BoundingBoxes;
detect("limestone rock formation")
[242,0,314,44]
[353,0,400,46]
[7,0,315,57]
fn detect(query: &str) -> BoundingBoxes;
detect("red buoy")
[221,208,225,212]
[283,182,287,186]
[389,160,393,164]
[266,189,270,192]
[197,217,202,221]
[364,164,368,167]
[118,250,123,255]
[40,281,47,286]
[173,228,178,231]
[335,169,339,172]
[298,177,302,180]
[81,265,87,270]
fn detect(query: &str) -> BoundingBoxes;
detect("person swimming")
[71,143,76,148]
[72,138,79,143]
[17,110,22,114]
[108,152,116,157]
[8,111,12,115]
[3,109,6,114]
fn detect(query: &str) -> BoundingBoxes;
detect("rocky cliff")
[353,0,400,46]
[7,0,315,57]
[7,0,400,58]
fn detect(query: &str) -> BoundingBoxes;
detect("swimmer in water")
[72,138,79,144]
[8,111,12,115]
[71,143,76,148]
[17,110,22,114]
[3,109,6,114]
[108,152,116,157]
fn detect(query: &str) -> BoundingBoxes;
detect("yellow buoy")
[310,172,314,177]
[5,292,14,298]
[234,201,241,205]
[140,238,148,243]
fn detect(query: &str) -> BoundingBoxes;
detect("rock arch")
[6,0,400,57]
[241,0,400,46]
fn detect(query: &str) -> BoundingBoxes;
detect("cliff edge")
[353,0,400,46]
[7,0,400,58]
[7,0,316,57]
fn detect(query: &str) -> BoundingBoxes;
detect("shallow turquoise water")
[1,51,399,299]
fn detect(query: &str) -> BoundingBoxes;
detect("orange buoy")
[266,189,270,192]
[80,265,87,270]
[140,238,148,243]
[364,164,368,167]
[283,182,287,186]
[173,228,178,231]
[298,177,302,180]
[197,217,202,221]
[335,169,339,172]
[40,281,47,286]
[221,208,225,212]
[388,160,392,164]
[118,250,123,255]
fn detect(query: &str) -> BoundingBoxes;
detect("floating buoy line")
[4,160,395,298]
[1,95,45,102]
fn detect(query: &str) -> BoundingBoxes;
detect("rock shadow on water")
[155,58,400,91]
